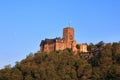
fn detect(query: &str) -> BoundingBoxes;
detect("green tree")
[11,68,23,80]
[0,65,12,80]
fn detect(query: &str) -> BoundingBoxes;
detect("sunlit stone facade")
[40,27,88,54]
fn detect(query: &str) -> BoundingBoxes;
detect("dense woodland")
[0,41,120,80]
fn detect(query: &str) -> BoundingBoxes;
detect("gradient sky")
[0,0,120,69]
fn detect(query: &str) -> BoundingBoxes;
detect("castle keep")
[40,27,87,54]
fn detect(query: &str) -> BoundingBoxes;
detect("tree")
[0,41,120,80]
[0,65,12,80]
[11,68,23,80]
[112,42,120,64]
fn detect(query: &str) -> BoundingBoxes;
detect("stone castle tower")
[63,27,74,48]
[40,27,88,54]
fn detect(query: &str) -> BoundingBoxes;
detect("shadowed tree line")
[0,41,120,80]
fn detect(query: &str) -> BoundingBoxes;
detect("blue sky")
[0,0,120,69]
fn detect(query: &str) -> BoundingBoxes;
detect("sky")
[0,0,120,69]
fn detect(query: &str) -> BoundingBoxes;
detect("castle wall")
[71,40,77,54]
[79,44,88,52]
[43,43,55,53]
[40,46,44,52]
[40,27,88,54]
[55,42,65,51]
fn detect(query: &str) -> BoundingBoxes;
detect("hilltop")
[0,41,120,80]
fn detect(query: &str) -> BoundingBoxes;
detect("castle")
[40,27,88,54]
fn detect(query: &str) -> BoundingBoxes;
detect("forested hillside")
[0,41,120,80]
